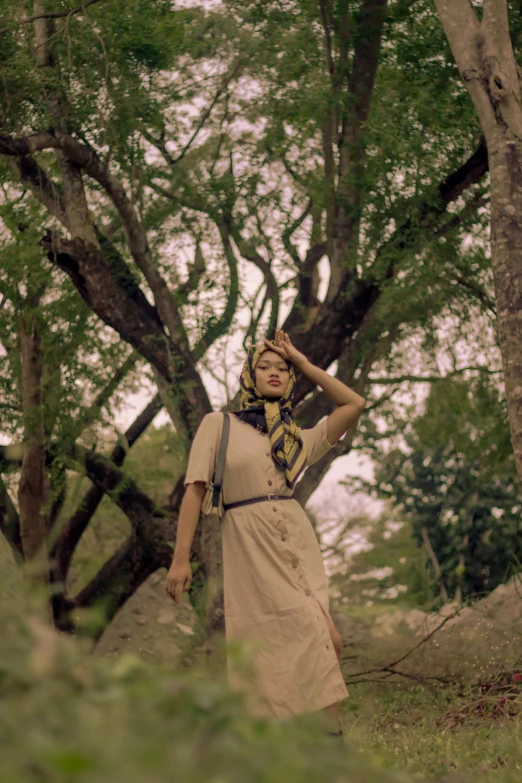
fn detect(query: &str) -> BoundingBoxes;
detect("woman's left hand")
[264,329,308,368]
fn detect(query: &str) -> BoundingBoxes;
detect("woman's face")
[254,350,290,398]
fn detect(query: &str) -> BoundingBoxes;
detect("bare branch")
[190,226,239,358]
[318,0,335,77]
[367,365,500,384]
[453,274,496,316]
[169,61,243,167]
[40,231,174,377]
[175,241,206,301]
[370,137,488,286]
[342,0,388,154]
[73,351,140,436]
[0,129,195,357]
[232,231,280,334]
[346,605,463,680]
[282,200,312,266]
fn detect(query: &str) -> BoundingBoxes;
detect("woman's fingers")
[174,579,184,605]
[264,338,285,356]
[166,576,188,606]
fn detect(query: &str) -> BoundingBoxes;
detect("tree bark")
[17,305,51,605]
[434,0,522,485]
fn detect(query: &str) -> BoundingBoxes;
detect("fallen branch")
[345,605,463,685]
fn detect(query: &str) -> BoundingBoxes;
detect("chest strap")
[224,494,295,512]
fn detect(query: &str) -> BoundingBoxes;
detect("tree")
[434,0,522,485]
[0,0,497,637]
[349,374,521,603]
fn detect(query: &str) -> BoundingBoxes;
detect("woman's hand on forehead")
[263,330,307,369]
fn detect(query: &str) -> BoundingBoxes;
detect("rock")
[176,622,195,636]
[157,608,177,626]
[134,615,148,626]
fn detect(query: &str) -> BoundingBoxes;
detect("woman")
[166,330,365,734]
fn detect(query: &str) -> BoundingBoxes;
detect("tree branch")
[0,474,23,560]
[345,0,388,140]
[52,393,164,580]
[281,200,312,267]
[433,0,480,67]
[0,130,196,362]
[232,231,280,335]
[453,275,496,316]
[483,0,511,46]
[20,0,107,24]
[168,61,243,167]
[73,351,140,437]
[73,521,173,640]
[318,0,335,77]
[41,231,171,365]
[367,365,500,384]
[346,605,462,680]
[8,155,67,225]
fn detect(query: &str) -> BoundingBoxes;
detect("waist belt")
[224,494,295,512]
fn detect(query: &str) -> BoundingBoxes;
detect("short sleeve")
[184,412,223,487]
[298,417,336,467]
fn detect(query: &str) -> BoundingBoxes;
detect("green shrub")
[0,600,410,783]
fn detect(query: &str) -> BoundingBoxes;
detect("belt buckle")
[267,493,277,502]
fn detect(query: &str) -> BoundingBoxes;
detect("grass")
[1,564,521,783]
[342,679,521,780]
[337,620,522,782]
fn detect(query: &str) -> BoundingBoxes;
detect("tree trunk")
[421,525,450,604]
[434,0,522,485]
[17,308,51,616]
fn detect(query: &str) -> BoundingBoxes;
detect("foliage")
[348,373,521,603]
[0,0,502,633]
[0,597,412,783]
[2,589,522,783]
[329,511,433,609]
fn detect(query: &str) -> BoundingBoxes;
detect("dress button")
[281,534,287,541]
[268,480,273,486]
[305,589,311,596]
[292,560,298,568]
[326,645,330,650]
[266,452,270,457]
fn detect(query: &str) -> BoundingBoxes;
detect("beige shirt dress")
[184,411,349,718]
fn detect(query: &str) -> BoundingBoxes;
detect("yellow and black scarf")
[238,344,307,489]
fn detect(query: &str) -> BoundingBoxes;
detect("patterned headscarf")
[239,344,307,489]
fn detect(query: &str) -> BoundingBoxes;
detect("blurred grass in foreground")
[1,577,522,783]
[0,591,409,783]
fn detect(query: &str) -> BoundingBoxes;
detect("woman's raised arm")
[264,330,366,445]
